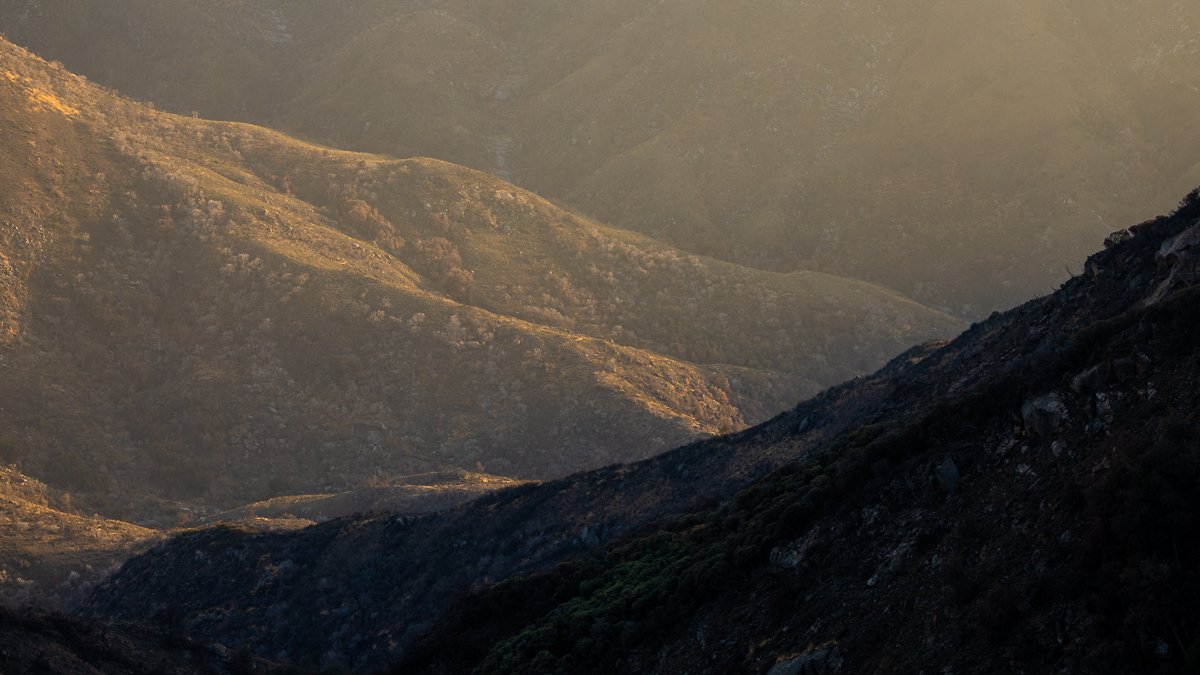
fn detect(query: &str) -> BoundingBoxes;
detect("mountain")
[0,39,956,524]
[2,0,1198,314]
[86,191,1200,672]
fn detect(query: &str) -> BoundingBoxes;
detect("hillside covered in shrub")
[90,192,1200,672]
[4,0,1198,314]
[0,39,956,525]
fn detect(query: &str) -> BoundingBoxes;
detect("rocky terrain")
[0,39,955,525]
[86,192,1200,672]
[3,0,1198,314]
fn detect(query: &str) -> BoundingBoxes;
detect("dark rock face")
[89,190,1200,673]
[766,643,843,675]
[935,456,960,492]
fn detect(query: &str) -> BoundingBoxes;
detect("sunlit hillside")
[0,39,957,523]
[4,0,1197,314]
[0,467,157,606]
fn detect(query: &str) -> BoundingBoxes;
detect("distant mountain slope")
[0,40,956,523]
[2,0,1197,314]
[87,192,1200,672]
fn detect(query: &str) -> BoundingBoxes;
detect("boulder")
[1145,220,1200,305]
[1022,393,1069,437]
[935,457,960,492]
[1071,364,1108,393]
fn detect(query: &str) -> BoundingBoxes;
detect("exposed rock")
[770,528,824,571]
[1145,220,1200,305]
[1110,357,1143,384]
[577,525,601,548]
[767,644,843,675]
[1021,393,1069,437]
[1094,392,1117,428]
[1103,229,1134,249]
[770,545,805,571]
[935,457,960,492]
[1071,364,1108,393]
[1156,223,1200,270]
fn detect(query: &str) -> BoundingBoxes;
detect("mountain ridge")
[2,0,1197,314]
[0,38,957,526]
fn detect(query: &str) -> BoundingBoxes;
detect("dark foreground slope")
[398,195,1200,674]
[89,191,1200,672]
[0,607,234,674]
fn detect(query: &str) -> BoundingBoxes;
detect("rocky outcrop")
[767,644,843,675]
[1021,392,1070,437]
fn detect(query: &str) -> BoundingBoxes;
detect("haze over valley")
[0,2,1197,673]
[3,0,1198,315]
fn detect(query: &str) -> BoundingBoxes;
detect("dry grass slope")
[0,468,158,606]
[0,39,958,525]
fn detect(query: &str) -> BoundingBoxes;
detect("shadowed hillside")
[88,192,1200,672]
[3,0,1197,314]
[0,606,236,674]
[0,39,956,525]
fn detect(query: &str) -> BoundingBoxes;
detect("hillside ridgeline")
[0,39,957,525]
[3,0,1198,313]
